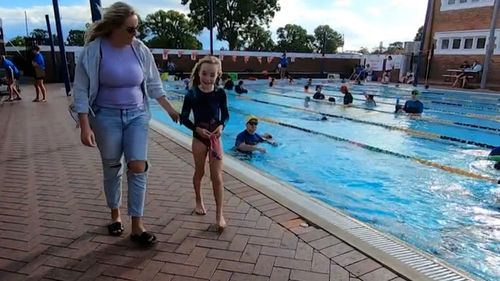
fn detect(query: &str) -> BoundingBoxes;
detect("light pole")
[413,0,434,87]
[208,0,214,55]
[45,15,58,81]
[480,0,500,89]
[90,0,102,22]
[52,0,71,95]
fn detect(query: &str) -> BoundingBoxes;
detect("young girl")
[180,56,229,231]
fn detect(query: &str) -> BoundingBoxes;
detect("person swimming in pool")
[490,146,500,170]
[340,85,353,106]
[401,90,424,115]
[235,116,276,153]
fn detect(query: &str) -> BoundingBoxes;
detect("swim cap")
[246,115,258,123]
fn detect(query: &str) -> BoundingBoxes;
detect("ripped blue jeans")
[90,105,150,217]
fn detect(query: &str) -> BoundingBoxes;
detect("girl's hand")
[212,125,223,137]
[196,127,212,139]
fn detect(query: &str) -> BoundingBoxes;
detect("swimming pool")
[152,80,500,281]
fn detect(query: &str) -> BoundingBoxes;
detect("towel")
[209,134,222,160]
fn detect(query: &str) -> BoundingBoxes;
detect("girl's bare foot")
[194,203,206,215]
[216,216,226,233]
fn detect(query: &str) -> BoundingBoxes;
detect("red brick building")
[423,0,500,87]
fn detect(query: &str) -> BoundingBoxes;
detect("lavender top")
[95,40,144,109]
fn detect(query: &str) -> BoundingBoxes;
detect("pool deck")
[0,84,454,281]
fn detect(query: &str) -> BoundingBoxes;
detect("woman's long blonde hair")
[189,56,223,90]
[84,1,136,44]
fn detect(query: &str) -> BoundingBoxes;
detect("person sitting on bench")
[452,60,482,88]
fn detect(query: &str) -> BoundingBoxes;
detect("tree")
[358,47,370,55]
[414,25,424,41]
[181,0,280,50]
[241,25,274,51]
[136,16,149,41]
[30,28,48,40]
[50,34,60,45]
[276,24,314,53]
[66,30,85,46]
[144,9,202,49]
[313,25,343,54]
[386,41,404,54]
[9,36,25,47]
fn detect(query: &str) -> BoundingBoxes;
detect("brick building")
[423,0,500,88]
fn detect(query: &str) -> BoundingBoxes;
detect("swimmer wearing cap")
[235,116,276,153]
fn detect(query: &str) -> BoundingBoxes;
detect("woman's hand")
[196,127,212,139]
[212,125,224,137]
[168,109,180,123]
[157,96,180,123]
[80,126,96,147]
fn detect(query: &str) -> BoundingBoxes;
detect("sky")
[0,0,428,52]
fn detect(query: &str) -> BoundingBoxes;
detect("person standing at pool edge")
[0,55,22,101]
[72,1,180,246]
[181,56,229,232]
[279,51,288,80]
[32,45,47,102]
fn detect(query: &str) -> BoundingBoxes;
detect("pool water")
[152,80,500,281]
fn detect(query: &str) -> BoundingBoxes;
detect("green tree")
[50,34,60,45]
[30,28,48,41]
[181,0,280,50]
[414,25,424,41]
[386,41,404,54]
[358,47,370,55]
[241,25,274,51]
[66,29,85,46]
[137,16,149,41]
[313,25,343,54]
[144,9,201,49]
[8,36,26,47]
[276,24,314,53]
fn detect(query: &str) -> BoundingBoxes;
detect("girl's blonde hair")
[84,1,136,44]
[189,56,223,89]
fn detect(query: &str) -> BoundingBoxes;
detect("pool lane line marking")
[227,92,494,149]
[271,87,500,122]
[228,109,498,184]
[274,87,500,122]
[263,89,500,132]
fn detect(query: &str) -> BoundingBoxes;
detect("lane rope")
[227,92,495,149]
[264,88,500,132]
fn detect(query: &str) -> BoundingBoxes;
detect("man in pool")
[489,146,500,170]
[235,116,276,153]
[397,90,423,115]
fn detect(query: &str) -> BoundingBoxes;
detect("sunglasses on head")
[125,26,138,34]
[248,122,258,126]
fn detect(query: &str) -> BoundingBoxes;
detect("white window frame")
[451,38,462,49]
[434,29,500,55]
[440,38,451,49]
[463,37,474,49]
[440,0,493,11]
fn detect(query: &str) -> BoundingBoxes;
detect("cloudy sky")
[0,0,428,51]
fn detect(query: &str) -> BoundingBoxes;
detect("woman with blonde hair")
[180,56,229,231]
[72,1,179,246]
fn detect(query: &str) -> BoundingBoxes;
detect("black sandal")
[130,232,157,246]
[107,222,124,236]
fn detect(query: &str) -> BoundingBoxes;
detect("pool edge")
[150,119,480,281]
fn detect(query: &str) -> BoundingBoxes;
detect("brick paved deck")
[0,84,407,281]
